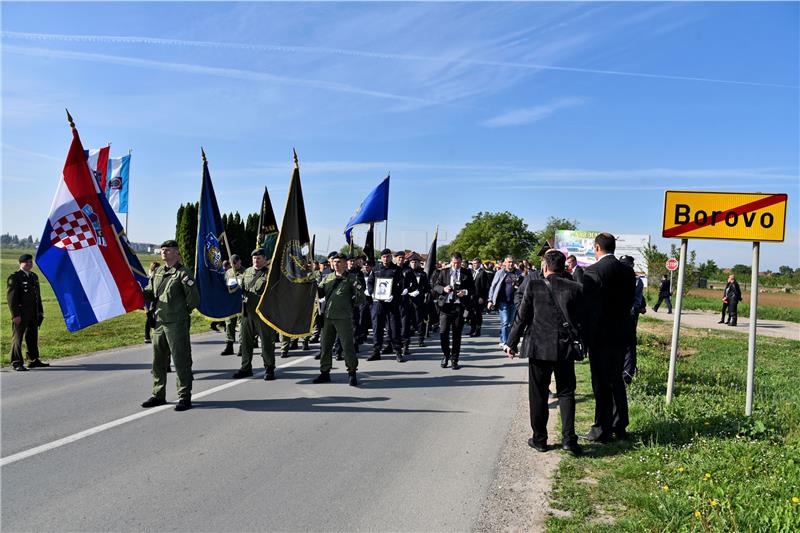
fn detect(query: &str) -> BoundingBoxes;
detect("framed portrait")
[374,278,394,301]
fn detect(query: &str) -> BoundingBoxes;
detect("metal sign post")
[661,190,787,414]
[665,238,688,405]
[745,242,760,416]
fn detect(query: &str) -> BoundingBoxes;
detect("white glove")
[409,290,420,297]
[402,288,409,296]
[364,289,371,297]
[386,295,394,303]
[318,297,326,304]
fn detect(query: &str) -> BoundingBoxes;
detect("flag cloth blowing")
[343,174,390,243]
[106,154,130,214]
[36,121,144,332]
[257,186,279,258]
[424,226,438,278]
[256,154,317,337]
[195,150,242,319]
[84,146,110,191]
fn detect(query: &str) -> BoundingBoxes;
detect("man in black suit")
[432,252,474,370]
[566,255,584,284]
[581,233,636,443]
[468,257,490,337]
[505,249,583,455]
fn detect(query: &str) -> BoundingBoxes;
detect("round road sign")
[666,258,679,271]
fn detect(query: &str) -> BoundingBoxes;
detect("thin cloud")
[482,97,586,127]
[2,143,61,161]
[2,31,795,89]
[3,45,440,106]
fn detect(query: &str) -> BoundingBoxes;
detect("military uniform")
[316,269,364,381]
[367,252,405,360]
[143,260,199,404]
[7,263,45,370]
[221,264,246,355]
[234,261,277,379]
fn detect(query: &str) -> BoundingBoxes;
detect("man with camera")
[504,249,584,456]
[432,252,474,370]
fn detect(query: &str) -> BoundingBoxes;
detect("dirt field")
[688,288,800,308]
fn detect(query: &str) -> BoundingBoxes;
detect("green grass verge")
[1,249,217,365]
[646,289,800,323]
[546,316,800,532]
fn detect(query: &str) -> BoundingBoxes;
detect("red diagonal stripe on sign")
[663,193,787,238]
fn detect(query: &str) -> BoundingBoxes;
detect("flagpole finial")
[201,147,207,163]
[292,148,299,168]
[65,108,75,129]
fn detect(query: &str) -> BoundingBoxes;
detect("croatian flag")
[36,122,145,332]
[106,155,130,213]
[85,146,110,191]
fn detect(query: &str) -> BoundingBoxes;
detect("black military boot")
[402,342,410,356]
[451,357,461,370]
[281,350,290,358]
[302,338,310,351]
[440,355,450,368]
[174,397,192,412]
[232,368,253,379]
[264,366,276,381]
[312,370,331,384]
[220,342,234,356]
[290,338,299,349]
[348,369,358,387]
[381,344,394,355]
[367,349,382,361]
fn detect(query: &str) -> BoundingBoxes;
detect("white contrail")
[2,30,796,89]
[2,44,440,105]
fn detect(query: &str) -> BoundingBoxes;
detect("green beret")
[251,248,266,257]
[160,240,179,249]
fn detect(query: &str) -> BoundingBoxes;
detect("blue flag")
[343,174,389,242]
[195,150,241,318]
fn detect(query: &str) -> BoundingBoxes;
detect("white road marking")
[0,355,314,467]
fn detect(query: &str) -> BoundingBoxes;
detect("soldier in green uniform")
[232,248,278,381]
[221,254,245,356]
[141,240,199,411]
[312,253,365,386]
[6,254,49,371]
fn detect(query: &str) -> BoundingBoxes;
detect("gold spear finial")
[201,147,207,163]
[292,147,299,169]
[65,108,75,129]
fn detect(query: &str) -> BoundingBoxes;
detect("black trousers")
[10,317,40,367]
[399,297,416,342]
[727,299,739,325]
[372,301,401,350]
[529,358,577,446]
[469,302,485,333]
[356,301,372,342]
[588,347,629,438]
[653,294,672,313]
[720,302,729,323]
[623,312,639,384]
[439,303,465,358]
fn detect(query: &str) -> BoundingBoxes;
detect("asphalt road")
[1,315,527,532]
[647,307,800,340]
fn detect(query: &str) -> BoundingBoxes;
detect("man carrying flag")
[36,111,144,333]
[256,150,317,340]
[141,240,199,411]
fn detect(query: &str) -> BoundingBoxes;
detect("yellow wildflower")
[677,466,685,473]
[710,499,718,507]
[703,473,712,481]
[694,511,701,518]
[793,496,800,504]
[662,484,669,492]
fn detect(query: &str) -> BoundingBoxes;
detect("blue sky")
[2,2,798,269]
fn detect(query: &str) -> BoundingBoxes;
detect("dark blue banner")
[343,174,389,242]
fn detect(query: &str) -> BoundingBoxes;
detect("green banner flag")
[256,152,316,337]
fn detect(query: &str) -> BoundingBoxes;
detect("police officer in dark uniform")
[7,253,49,371]
[367,249,405,362]
[356,259,373,345]
[407,254,429,347]
[394,251,419,357]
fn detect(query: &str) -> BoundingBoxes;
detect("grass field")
[0,249,216,365]
[546,317,800,532]
[647,288,800,323]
